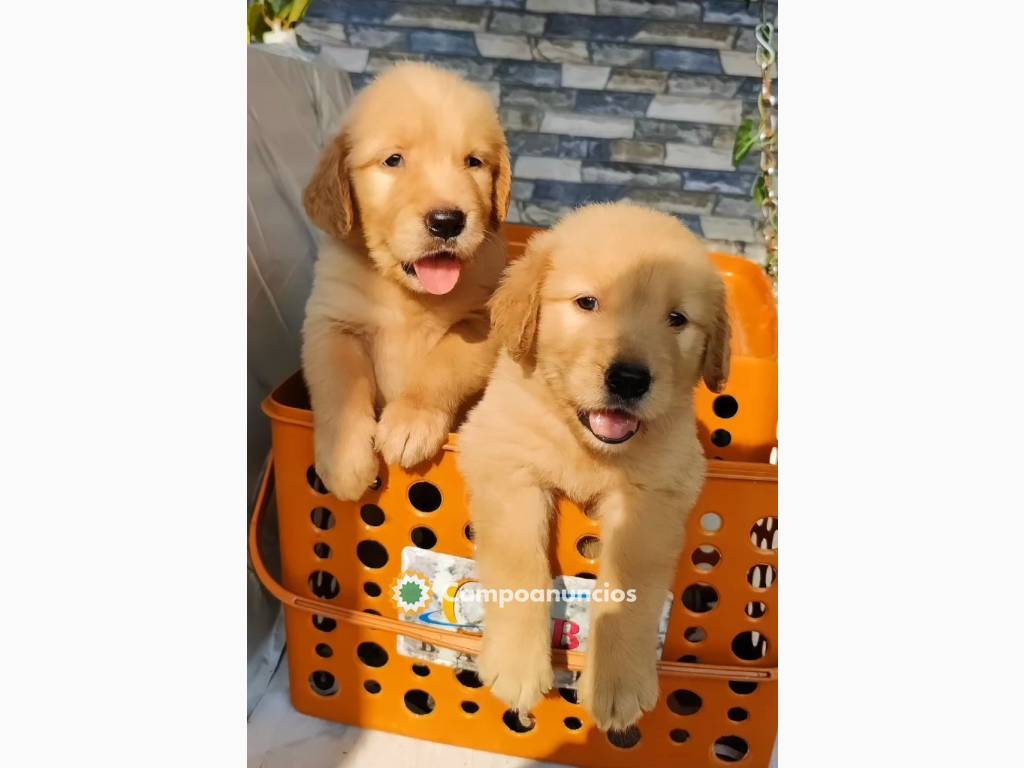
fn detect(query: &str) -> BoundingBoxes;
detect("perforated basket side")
[256,378,778,767]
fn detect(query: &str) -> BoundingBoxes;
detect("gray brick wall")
[297,0,776,263]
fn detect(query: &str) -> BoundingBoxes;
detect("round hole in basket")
[564,716,582,731]
[710,429,732,448]
[412,664,430,677]
[411,526,437,549]
[314,643,333,659]
[357,540,389,569]
[311,507,335,531]
[745,600,767,618]
[684,626,706,644]
[502,710,535,734]
[308,570,339,600]
[313,542,331,559]
[747,563,776,591]
[464,523,474,542]
[356,641,389,668]
[360,504,385,527]
[728,681,758,695]
[306,466,328,494]
[558,687,578,704]
[461,701,479,714]
[714,735,749,763]
[455,669,483,688]
[576,535,602,560]
[607,725,641,749]
[363,581,382,597]
[670,728,690,744]
[713,394,739,419]
[700,512,723,534]
[575,571,596,580]
[691,544,721,572]
[678,654,699,664]
[408,482,442,513]
[666,689,702,716]
[750,516,778,551]
[309,670,337,696]
[732,630,769,661]
[363,680,381,694]
[404,689,436,716]
[312,614,336,633]
[363,608,381,616]
[681,583,719,613]
[728,706,749,722]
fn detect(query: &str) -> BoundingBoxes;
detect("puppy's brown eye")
[466,155,483,168]
[383,153,403,168]
[576,296,598,311]
[668,311,688,328]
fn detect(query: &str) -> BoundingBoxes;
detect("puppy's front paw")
[477,629,553,715]
[375,397,450,468]
[314,422,379,501]
[579,649,659,732]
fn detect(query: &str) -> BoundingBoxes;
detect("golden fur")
[302,63,510,499]
[457,203,730,732]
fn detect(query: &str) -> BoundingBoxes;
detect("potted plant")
[247,1,311,45]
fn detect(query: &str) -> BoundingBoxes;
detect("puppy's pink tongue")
[413,256,461,295]
[588,409,639,441]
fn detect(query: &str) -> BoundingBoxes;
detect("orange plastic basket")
[249,234,778,767]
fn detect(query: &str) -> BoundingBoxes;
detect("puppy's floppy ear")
[490,137,512,228]
[702,273,731,393]
[303,130,355,240]
[489,230,550,362]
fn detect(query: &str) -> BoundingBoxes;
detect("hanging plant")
[732,119,759,170]
[732,120,771,207]
[247,0,312,44]
[730,4,777,282]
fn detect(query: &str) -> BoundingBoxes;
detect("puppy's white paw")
[579,650,659,732]
[314,422,379,501]
[375,398,450,468]
[478,631,553,716]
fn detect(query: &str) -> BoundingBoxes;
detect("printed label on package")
[393,546,673,689]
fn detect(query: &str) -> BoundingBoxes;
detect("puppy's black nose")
[605,362,651,400]
[425,209,466,239]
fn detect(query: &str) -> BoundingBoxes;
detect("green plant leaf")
[247,2,270,42]
[732,119,759,168]
[286,0,312,25]
[752,174,768,208]
[265,0,288,19]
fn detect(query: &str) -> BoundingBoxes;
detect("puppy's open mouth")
[402,250,461,295]
[578,409,641,444]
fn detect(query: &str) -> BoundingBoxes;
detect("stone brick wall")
[298,0,776,262]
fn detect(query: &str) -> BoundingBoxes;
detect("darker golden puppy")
[458,203,730,732]
[302,63,511,500]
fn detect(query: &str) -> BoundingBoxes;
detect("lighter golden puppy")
[458,203,730,733]
[302,63,511,500]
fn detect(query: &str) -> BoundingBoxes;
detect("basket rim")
[261,372,777,482]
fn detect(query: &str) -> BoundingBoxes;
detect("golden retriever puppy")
[458,203,730,733]
[302,63,511,500]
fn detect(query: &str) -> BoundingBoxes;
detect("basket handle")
[248,457,777,683]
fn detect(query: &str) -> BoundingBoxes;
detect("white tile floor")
[247,653,568,768]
